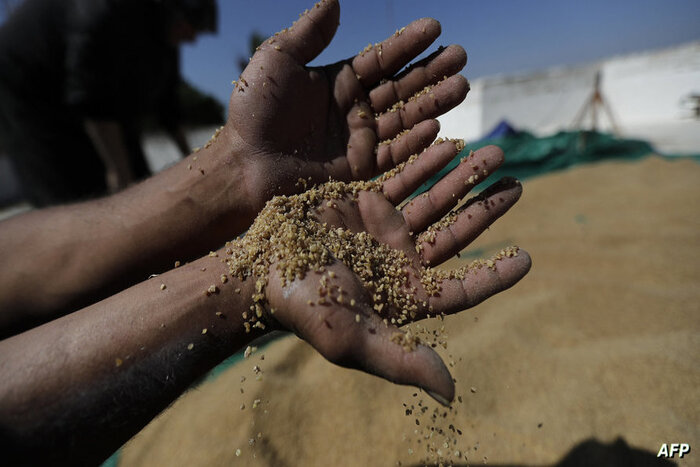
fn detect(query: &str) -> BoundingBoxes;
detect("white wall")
[437,79,483,141]
[438,41,700,152]
[603,42,700,126]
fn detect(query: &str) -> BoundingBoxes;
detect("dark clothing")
[0,0,181,206]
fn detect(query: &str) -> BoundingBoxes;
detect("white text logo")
[657,443,691,458]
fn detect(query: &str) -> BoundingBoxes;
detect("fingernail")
[489,176,520,191]
[425,389,452,407]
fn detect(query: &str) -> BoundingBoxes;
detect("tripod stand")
[572,71,620,136]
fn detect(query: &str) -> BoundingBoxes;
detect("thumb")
[352,309,456,406]
[272,264,455,406]
[268,260,455,405]
[268,0,340,65]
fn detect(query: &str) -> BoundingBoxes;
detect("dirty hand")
[257,144,531,405]
[225,0,469,212]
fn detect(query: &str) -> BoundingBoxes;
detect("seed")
[160,284,166,290]
[244,346,256,358]
[187,343,194,350]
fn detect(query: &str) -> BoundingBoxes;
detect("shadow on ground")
[409,437,677,467]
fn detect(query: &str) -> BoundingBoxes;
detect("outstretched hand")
[260,143,531,404]
[224,0,469,211]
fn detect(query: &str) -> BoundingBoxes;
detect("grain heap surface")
[121,156,700,467]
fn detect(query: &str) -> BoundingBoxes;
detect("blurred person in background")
[0,0,217,207]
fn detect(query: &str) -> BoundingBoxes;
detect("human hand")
[231,143,531,405]
[223,0,469,213]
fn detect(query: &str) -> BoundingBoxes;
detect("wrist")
[174,125,260,236]
[184,246,268,350]
[116,126,259,264]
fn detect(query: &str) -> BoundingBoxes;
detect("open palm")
[226,0,469,208]
[265,144,532,404]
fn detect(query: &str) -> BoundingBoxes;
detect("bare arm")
[0,132,255,336]
[0,249,262,465]
[0,144,530,465]
[0,1,469,335]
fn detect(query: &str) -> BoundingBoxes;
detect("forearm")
[0,127,258,335]
[0,249,262,465]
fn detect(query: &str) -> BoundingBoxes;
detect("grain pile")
[218,138,514,346]
[120,156,700,466]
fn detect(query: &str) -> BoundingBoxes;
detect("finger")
[346,101,379,180]
[381,139,464,206]
[418,177,523,266]
[268,261,454,405]
[402,145,504,233]
[261,0,340,65]
[352,309,455,406]
[376,119,440,173]
[428,248,532,316]
[375,74,469,140]
[370,45,467,113]
[352,18,441,88]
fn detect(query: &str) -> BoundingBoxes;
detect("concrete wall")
[439,80,484,142]
[603,42,700,126]
[438,41,700,152]
[481,64,598,136]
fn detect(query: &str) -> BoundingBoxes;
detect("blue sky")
[181,0,700,107]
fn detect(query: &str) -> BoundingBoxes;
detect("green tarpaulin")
[411,130,698,199]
